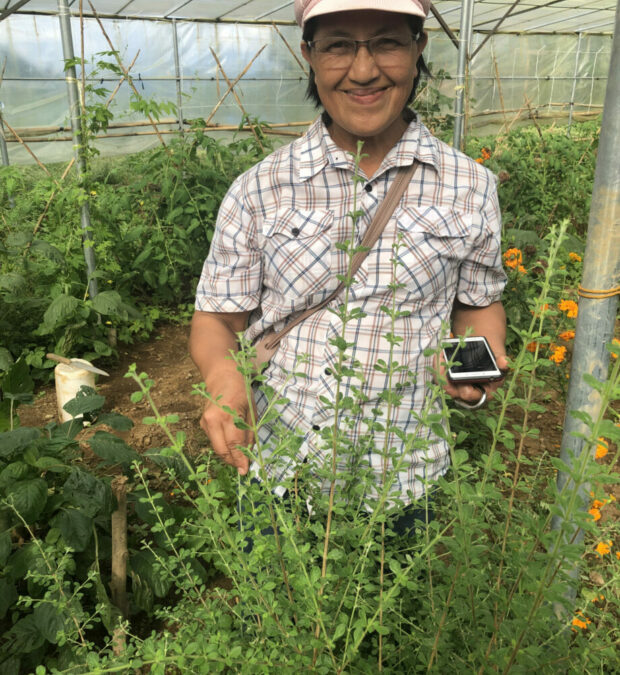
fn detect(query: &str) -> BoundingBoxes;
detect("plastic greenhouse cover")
[0,13,612,164]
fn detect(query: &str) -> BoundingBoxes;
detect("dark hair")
[302,15,430,125]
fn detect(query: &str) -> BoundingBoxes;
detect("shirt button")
[291,227,300,237]
[364,183,372,193]
[312,424,321,431]
[324,367,332,375]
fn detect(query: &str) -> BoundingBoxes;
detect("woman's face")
[301,10,427,151]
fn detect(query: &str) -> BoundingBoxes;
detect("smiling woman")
[189,0,508,534]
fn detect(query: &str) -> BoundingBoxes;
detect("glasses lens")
[312,35,413,68]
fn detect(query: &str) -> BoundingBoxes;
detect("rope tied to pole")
[577,284,620,299]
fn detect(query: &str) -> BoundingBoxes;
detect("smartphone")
[442,336,503,383]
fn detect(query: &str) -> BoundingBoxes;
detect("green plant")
[35,159,618,674]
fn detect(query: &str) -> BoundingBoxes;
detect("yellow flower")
[549,345,567,364]
[559,330,575,341]
[589,507,601,521]
[569,252,582,262]
[595,438,608,459]
[595,541,612,556]
[558,299,578,318]
[90,190,97,196]
[503,248,523,270]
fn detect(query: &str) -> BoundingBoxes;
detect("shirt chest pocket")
[376,206,472,297]
[262,208,333,299]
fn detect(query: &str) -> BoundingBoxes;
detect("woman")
[189,0,507,528]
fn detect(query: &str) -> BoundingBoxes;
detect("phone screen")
[443,341,497,374]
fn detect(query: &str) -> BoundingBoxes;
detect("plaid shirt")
[196,116,506,504]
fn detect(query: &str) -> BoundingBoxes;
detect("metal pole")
[0,103,15,208]
[551,0,620,599]
[171,19,184,133]
[57,0,98,299]
[567,32,583,135]
[453,0,475,150]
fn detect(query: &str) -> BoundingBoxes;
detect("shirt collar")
[298,113,440,182]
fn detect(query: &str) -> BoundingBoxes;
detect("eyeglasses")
[306,33,419,69]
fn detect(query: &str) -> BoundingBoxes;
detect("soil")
[18,323,208,459]
[17,321,619,514]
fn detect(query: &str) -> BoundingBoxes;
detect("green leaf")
[0,427,41,458]
[95,412,133,431]
[0,348,14,372]
[0,578,18,619]
[42,294,80,329]
[0,272,27,294]
[63,469,113,517]
[91,290,123,316]
[0,530,12,567]
[0,461,30,487]
[130,549,172,598]
[8,614,46,653]
[33,603,65,644]
[62,387,105,418]
[6,478,47,521]
[2,359,34,404]
[52,509,92,552]
[88,431,140,466]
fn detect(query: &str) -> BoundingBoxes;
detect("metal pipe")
[453,0,475,150]
[0,104,15,207]
[171,19,184,133]
[550,0,620,603]
[57,0,98,299]
[567,32,583,135]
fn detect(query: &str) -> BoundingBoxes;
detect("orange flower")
[559,330,575,341]
[549,345,567,364]
[475,157,484,164]
[595,541,612,556]
[611,338,619,359]
[526,342,538,353]
[481,147,491,160]
[503,248,523,270]
[595,438,608,459]
[592,499,605,509]
[589,507,601,521]
[518,265,527,274]
[558,299,578,318]
[568,252,582,262]
[616,551,620,560]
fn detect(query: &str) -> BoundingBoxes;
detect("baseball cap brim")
[300,0,429,27]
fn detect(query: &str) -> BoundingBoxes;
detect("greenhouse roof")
[0,0,616,34]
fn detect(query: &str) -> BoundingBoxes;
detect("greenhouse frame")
[0,0,616,164]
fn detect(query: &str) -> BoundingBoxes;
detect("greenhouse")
[0,0,619,672]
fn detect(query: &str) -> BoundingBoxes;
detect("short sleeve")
[195,179,263,313]
[456,179,507,306]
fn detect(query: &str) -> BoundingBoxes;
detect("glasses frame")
[306,32,421,68]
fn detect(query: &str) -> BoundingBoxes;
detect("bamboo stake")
[27,158,75,247]
[110,475,129,621]
[209,48,265,152]
[203,45,267,126]
[1,118,58,183]
[492,50,507,125]
[88,1,169,151]
[79,0,86,113]
[105,50,140,109]
[272,22,308,75]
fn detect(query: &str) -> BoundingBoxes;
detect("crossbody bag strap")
[263,160,420,350]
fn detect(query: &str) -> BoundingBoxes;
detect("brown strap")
[263,161,420,350]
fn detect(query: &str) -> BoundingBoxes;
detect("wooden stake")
[88,1,169,151]
[209,48,265,152]
[272,22,308,75]
[1,118,57,183]
[110,475,129,620]
[203,45,267,126]
[105,50,140,109]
